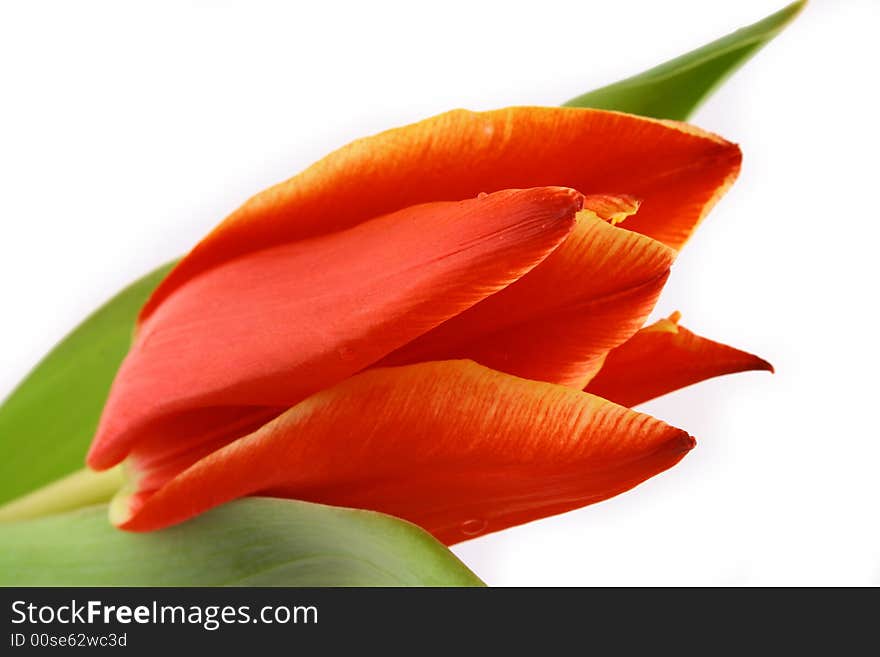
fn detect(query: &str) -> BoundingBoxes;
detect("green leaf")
[0,497,485,586]
[564,0,805,120]
[0,261,176,505]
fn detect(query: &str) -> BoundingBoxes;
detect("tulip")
[87,106,768,544]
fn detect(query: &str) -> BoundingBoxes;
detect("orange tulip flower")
[87,106,769,544]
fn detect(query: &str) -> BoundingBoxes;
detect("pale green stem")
[0,466,124,522]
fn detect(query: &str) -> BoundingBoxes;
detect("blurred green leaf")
[0,497,485,586]
[564,0,805,120]
[0,261,175,505]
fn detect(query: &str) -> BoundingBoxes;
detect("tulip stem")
[0,466,124,522]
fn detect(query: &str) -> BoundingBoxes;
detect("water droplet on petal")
[477,192,488,199]
[460,518,487,536]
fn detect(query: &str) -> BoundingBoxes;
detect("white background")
[1,0,878,585]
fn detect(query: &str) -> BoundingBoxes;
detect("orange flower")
[87,107,768,544]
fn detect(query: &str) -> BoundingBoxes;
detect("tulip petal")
[141,107,740,321]
[585,312,773,407]
[379,203,676,387]
[114,360,695,545]
[87,187,582,470]
[581,193,641,225]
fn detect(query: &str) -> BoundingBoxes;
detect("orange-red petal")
[114,360,695,544]
[581,193,642,225]
[585,312,773,407]
[87,187,582,470]
[141,107,740,322]
[379,204,676,387]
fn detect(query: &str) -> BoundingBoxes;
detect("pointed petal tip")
[757,357,775,374]
[85,445,111,472]
[677,431,697,454]
[86,426,123,472]
[550,185,585,207]
[657,424,696,458]
[527,185,585,218]
[731,346,774,375]
[585,316,776,407]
